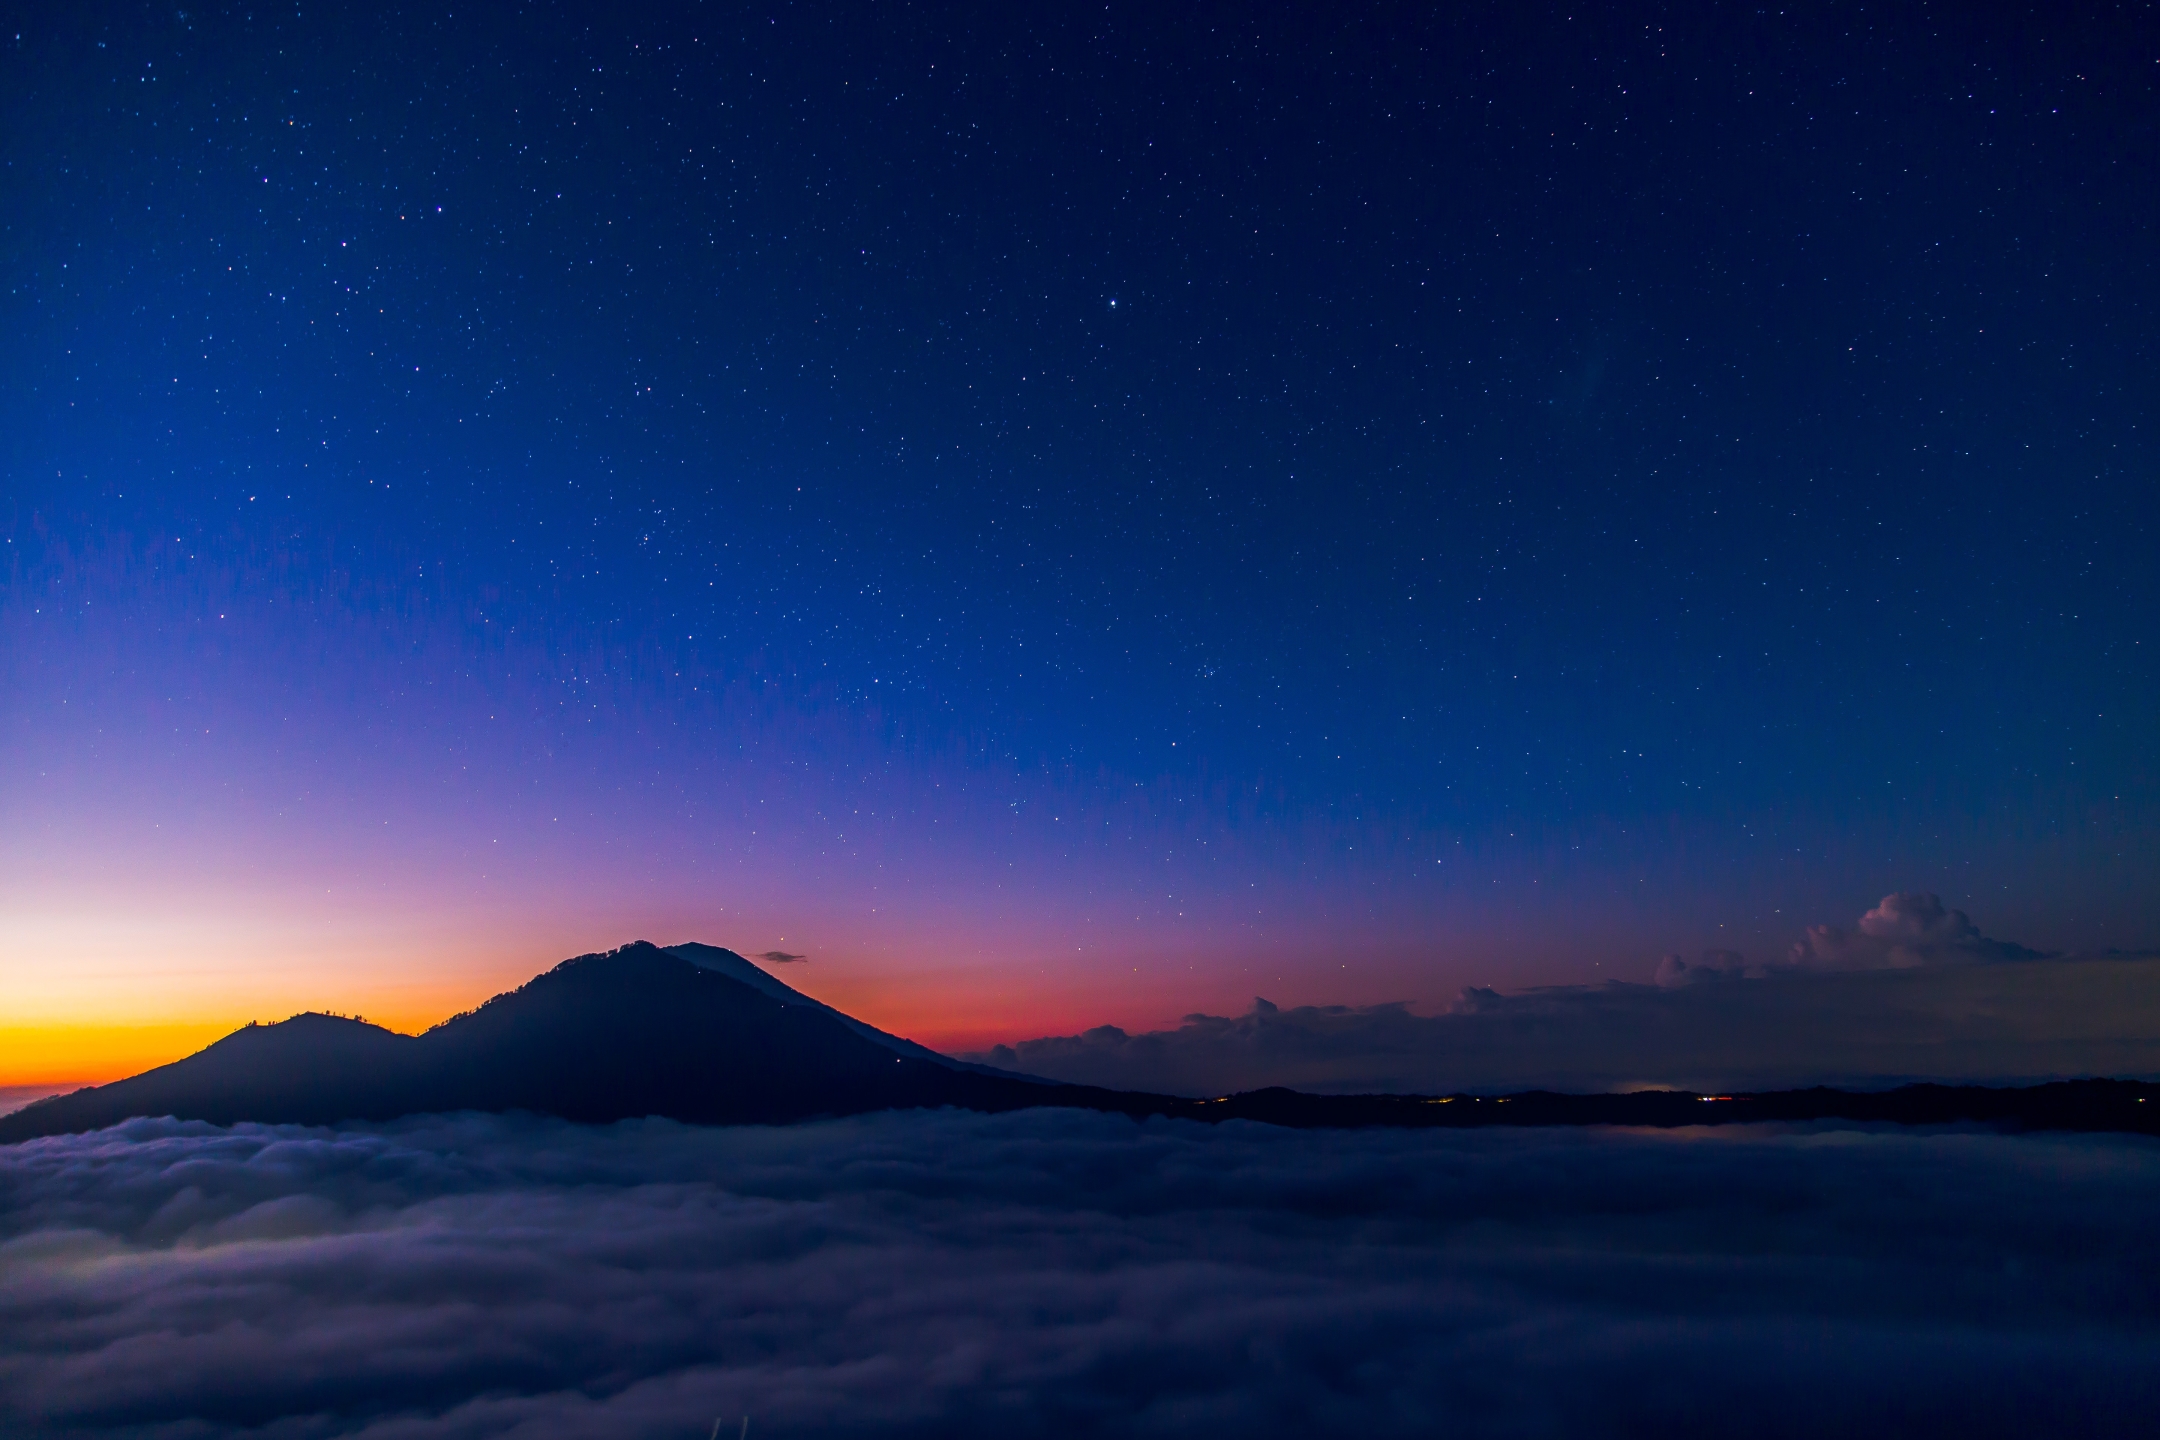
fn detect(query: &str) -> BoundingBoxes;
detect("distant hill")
[5,942,2156,1143]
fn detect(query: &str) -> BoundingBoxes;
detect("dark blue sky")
[4,1,2154,1045]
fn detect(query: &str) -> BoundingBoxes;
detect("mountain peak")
[0,942,1076,1142]
[4,943,2155,1144]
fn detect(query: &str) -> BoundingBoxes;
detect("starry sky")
[3,0,2154,1082]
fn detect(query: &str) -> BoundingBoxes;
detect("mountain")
[661,942,1048,1082]
[2,1012,425,1131]
[0,943,1140,1143]
[4,942,2157,1143]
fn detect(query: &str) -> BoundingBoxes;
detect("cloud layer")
[4,1110,2158,1438]
[973,956,2160,1095]
[977,897,2160,1095]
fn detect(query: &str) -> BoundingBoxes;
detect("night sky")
[4,1,2155,1078]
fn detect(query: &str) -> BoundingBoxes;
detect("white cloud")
[1787,890,2046,970]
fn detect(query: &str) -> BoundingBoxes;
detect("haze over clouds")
[3,1109,2157,1439]
[974,897,2160,1095]
[0,1089,67,1120]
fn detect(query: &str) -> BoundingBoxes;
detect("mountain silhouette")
[4,941,2156,1143]
[660,942,1046,1082]
[0,943,1130,1142]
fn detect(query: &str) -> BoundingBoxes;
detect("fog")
[5,1108,2157,1437]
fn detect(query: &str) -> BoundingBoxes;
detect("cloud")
[2,1110,2156,1438]
[1653,948,1753,987]
[1787,890,2047,970]
[1652,893,2046,988]
[974,898,2157,1095]
[755,950,807,964]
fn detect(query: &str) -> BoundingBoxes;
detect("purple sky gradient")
[7,522,2148,1076]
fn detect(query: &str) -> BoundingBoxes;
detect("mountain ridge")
[6,942,2158,1143]
[0,943,1156,1143]
[660,942,1050,1083]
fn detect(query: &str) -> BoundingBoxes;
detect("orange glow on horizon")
[0,959,1231,1087]
[1,1024,240,1089]
[0,907,1390,1087]
[0,996,483,1087]
[0,983,1179,1087]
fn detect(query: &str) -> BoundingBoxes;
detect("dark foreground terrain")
[6,941,2155,1144]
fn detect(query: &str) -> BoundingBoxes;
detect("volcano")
[5,942,2156,1143]
[0,943,1116,1142]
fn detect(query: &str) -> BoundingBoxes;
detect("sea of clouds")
[4,1107,2158,1438]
